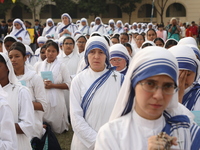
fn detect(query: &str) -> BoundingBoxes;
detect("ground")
[56,126,74,150]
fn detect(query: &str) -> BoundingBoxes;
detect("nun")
[70,36,123,150]
[95,46,200,150]
[10,18,31,45]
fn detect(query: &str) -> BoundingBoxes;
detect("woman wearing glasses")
[109,44,131,75]
[95,46,200,150]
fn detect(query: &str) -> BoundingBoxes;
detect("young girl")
[35,41,71,133]
[8,42,47,139]
[0,52,34,150]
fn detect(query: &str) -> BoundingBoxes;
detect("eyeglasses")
[110,58,123,63]
[77,41,86,44]
[64,43,74,46]
[139,80,178,95]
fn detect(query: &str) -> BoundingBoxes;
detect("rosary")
[157,132,173,150]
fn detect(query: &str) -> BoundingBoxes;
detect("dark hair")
[120,32,129,41]
[157,24,164,28]
[103,35,111,46]
[40,44,46,52]
[63,37,75,45]
[113,33,120,39]
[35,19,39,22]
[123,43,132,53]
[77,35,87,42]
[136,34,145,41]
[7,19,13,23]
[141,43,153,49]
[46,41,59,53]
[4,36,17,43]
[8,42,26,57]
[111,36,119,43]
[164,39,178,49]
[147,29,156,35]
[1,20,6,24]
[0,40,2,44]
[154,38,164,45]
[0,54,6,64]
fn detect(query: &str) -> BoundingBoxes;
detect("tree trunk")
[129,13,132,24]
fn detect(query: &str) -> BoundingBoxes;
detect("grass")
[55,126,74,150]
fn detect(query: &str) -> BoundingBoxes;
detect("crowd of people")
[0,13,200,150]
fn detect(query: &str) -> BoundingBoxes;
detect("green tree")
[53,0,77,18]
[155,0,169,25]
[112,0,141,24]
[0,0,13,19]
[78,0,107,18]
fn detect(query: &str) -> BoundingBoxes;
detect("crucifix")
[113,74,117,81]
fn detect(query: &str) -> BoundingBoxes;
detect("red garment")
[191,25,198,36]
[186,27,192,37]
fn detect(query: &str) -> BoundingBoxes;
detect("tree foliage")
[78,0,107,17]
[112,0,141,23]
[53,0,77,18]
[0,0,13,17]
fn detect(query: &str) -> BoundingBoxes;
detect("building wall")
[3,0,200,25]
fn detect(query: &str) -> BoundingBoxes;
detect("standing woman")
[75,34,87,58]
[34,41,71,133]
[167,18,181,41]
[42,18,57,39]
[56,13,77,38]
[78,18,90,35]
[0,52,34,150]
[169,45,200,110]
[95,46,200,150]
[10,18,31,45]
[70,36,123,150]
[8,42,47,139]
[146,29,157,41]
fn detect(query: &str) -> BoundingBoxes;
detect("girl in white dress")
[0,52,34,150]
[34,41,71,133]
[8,42,47,139]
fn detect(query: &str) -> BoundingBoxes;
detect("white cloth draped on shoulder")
[0,52,34,150]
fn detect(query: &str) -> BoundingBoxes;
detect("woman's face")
[136,35,144,48]
[134,75,174,120]
[77,37,86,53]
[147,30,157,41]
[155,40,164,47]
[63,39,74,55]
[40,48,46,61]
[120,35,129,44]
[14,23,21,30]
[62,16,69,25]
[4,41,15,51]
[8,50,26,72]
[88,48,106,72]
[45,45,58,63]
[110,57,127,71]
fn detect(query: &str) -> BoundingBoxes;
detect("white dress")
[10,28,31,45]
[3,83,35,150]
[78,25,90,35]
[35,58,71,133]
[95,110,196,150]
[70,67,123,150]
[16,65,47,138]
[58,51,80,113]
[0,98,18,150]
[91,25,107,35]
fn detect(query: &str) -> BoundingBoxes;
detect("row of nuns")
[0,13,200,150]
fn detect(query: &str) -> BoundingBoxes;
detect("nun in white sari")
[0,86,17,150]
[78,18,90,35]
[42,18,57,39]
[70,36,123,150]
[95,46,200,150]
[10,18,31,45]
[91,17,107,35]
[0,53,34,150]
[56,13,77,38]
